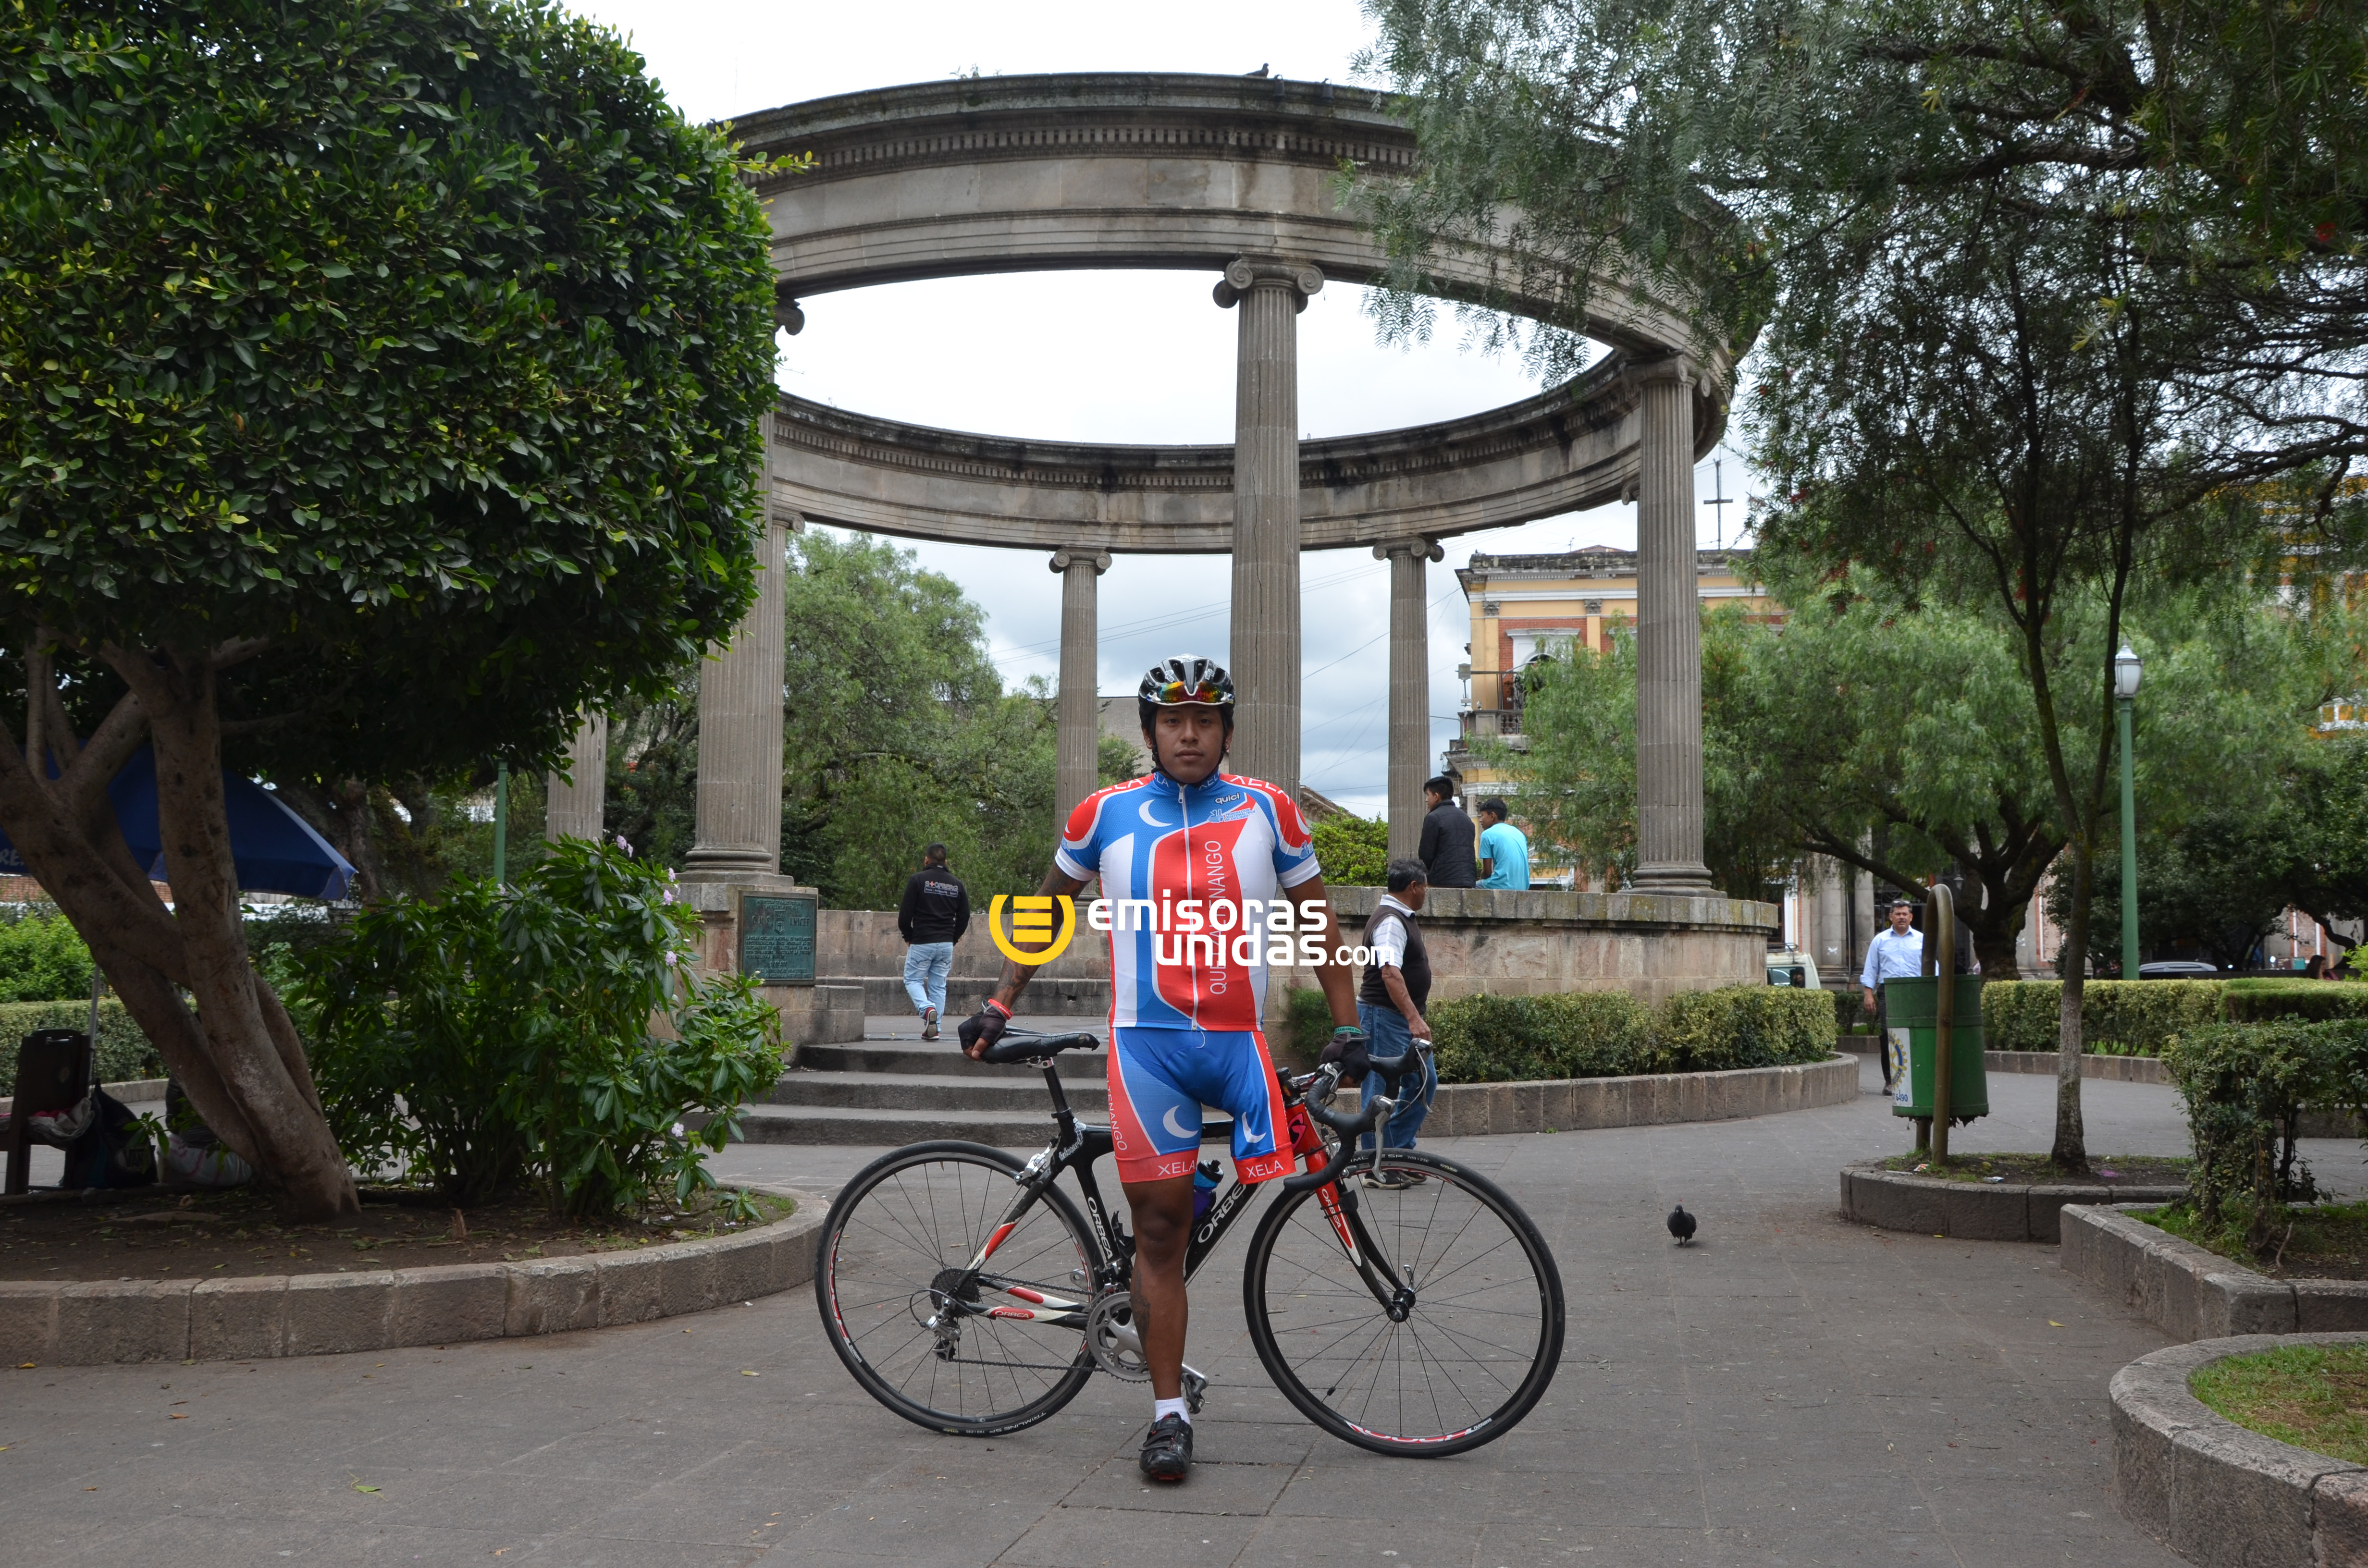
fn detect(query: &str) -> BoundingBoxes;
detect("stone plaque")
[738,893,817,984]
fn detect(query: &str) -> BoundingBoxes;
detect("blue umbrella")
[0,747,355,900]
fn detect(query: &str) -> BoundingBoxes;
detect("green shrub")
[1286,983,1336,1064]
[0,999,156,1094]
[1311,815,1390,887]
[0,913,94,1003]
[298,840,782,1216]
[2222,980,2368,1024]
[1430,991,1653,1083]
[2164,1018,2368,1254]
[1429,984,1833,1083]
[1983,980,2233,1056]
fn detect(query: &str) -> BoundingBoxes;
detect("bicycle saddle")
[979,1031,1102,1065]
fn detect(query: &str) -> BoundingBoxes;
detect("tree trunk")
[2051,841,2092,1173]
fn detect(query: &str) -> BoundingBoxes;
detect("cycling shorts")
[1106,1025,1293,1186]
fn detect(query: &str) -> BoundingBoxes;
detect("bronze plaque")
[738,893,817,983]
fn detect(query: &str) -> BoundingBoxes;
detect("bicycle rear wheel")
[815,1140,1097,1436]
[1243,1147,1563,1457]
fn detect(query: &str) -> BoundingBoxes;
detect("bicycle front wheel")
[1243,1147,1564,1457]
[815,1140,1097,1437]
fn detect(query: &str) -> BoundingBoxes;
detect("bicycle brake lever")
[1282,1094,1391,1194]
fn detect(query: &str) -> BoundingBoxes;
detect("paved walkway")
[7,1058,2352,1566]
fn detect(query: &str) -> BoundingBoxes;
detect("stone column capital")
[1049,548,1112,576]
[1371,537,1445,564]
[1213,257,1324,313]
[1623,353,1695,392]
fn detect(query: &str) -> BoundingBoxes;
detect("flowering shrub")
[298,839,781,1215]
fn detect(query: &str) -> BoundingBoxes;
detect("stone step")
[759,1071,1110,1114]
[830,976,1112,1017]
[796,1040,1109,1080]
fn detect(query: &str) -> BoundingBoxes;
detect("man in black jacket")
[897,844,970,1040]
[1415,776,1478,888]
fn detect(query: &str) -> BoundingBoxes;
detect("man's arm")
[981,864,1090,1012]
[952,881,971,944]
[1859,933,1881,1007]
[1475,827,1494,882]
[1380,965,1430,1042]
[896,873,919,943]
[1287,875,1361,1029]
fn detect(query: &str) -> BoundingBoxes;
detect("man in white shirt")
[1860,899,1924,1089]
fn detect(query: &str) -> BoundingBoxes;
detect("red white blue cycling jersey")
[1053,770,1321,1031]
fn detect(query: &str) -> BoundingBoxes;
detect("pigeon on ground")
[1666,1203,1697,1246]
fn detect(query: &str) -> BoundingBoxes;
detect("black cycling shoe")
[1138,1414,1194,1482]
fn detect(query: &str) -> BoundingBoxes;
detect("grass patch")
[2141,1199,2368,1281]
[2192,1343,2368,1465]
[1875,1152,2188,1187]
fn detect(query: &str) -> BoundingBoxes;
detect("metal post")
[1932,882,1955,1165]
[493,761,509,885]
[2118,696,2140,979]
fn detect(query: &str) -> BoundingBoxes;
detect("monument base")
[676,872,861,1048]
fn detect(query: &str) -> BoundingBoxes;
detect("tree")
[0,0,779,1217]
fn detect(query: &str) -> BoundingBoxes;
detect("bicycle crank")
[1085,1290,1151,1381]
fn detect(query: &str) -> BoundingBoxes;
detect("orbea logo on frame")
[988,894,1078,964]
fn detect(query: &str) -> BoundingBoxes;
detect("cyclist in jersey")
[960,655,1365,1483]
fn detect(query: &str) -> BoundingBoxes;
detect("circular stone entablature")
[729,73,1731,554]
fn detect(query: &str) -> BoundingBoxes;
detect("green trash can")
[1883,976,1988,1121]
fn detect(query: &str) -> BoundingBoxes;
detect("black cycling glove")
[957,1002,1009,1060]
[1320,1025,1371,1081]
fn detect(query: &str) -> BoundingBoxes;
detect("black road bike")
[814,1029,1565,1457]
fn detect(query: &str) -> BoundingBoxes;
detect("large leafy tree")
[1359,0,2361,1169]
[0,0,778,1218]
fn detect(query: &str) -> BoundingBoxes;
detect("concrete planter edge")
[1838,1164,2186,1244]
[2110,1331,2368,1567]
[0,1183,824,1367]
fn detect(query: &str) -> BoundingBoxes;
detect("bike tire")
[1242,1147,1564,1457]
[815,1139,1099,1437]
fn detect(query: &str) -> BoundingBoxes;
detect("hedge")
[2164,1018,2368,1255]
[1427,985,1835,1083]
[1979,980,2368,1058]
[0,999,158,1095]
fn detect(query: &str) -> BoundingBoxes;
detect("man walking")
[898,843,969,1040]
[1357,858,1438,1185]
[1860,898,1924,1089]
[1416,776,1477,889]
[1474,797,1530,891]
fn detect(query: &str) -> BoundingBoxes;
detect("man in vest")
[1357,857,1438,1187]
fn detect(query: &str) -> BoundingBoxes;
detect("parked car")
[2137,960,2220,979]
[1766,949,1822,989]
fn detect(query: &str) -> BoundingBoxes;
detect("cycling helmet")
[1137,656,1235,733]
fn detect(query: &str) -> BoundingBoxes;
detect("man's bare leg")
[1122,1174,1195,1397]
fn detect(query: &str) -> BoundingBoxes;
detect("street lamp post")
[2114,644,2143,980]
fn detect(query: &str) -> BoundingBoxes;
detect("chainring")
[1085,1289,1152,1382]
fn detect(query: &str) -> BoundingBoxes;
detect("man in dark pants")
[1356,857,1438,1186]
[1415,776,1477,889]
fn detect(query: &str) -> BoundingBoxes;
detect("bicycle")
[813,1028,1566,1457]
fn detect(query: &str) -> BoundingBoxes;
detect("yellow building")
[1447,546,1780,783]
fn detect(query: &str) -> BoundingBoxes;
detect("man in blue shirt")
[1860,899,1925,1089]
[1474,798,1530,890]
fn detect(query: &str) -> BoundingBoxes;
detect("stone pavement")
[8,1056,2360,1566]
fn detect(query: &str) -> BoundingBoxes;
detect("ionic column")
[1629,357,1715,894]
[1050,548,1111,828]
[1215,257,1322,792]
[683,416,792,884]
[544,712,608,842]
[1376,537,1444,860]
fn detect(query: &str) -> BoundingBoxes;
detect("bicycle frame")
[938,1057,1415,1341]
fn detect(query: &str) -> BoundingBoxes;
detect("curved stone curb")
[0,1185,824,1367]
[1840,1163,2184,1243]
[1423,1053,1858,1138]
[2111,1332,2368,1566]
[2061,1204,2368,1343]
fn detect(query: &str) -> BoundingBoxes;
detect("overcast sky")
[566,0,1758,817]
